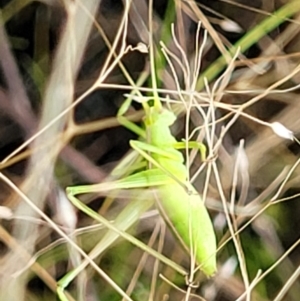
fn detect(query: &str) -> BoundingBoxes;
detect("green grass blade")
[196,1,300,90]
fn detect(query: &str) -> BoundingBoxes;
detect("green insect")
[57,102,217,300]
[57,15,217,301]
[129,105,217,276]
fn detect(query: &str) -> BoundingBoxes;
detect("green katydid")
[57,12,216,301]
[58,102,217,300]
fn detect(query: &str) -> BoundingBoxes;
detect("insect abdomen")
[156,183,217,276]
